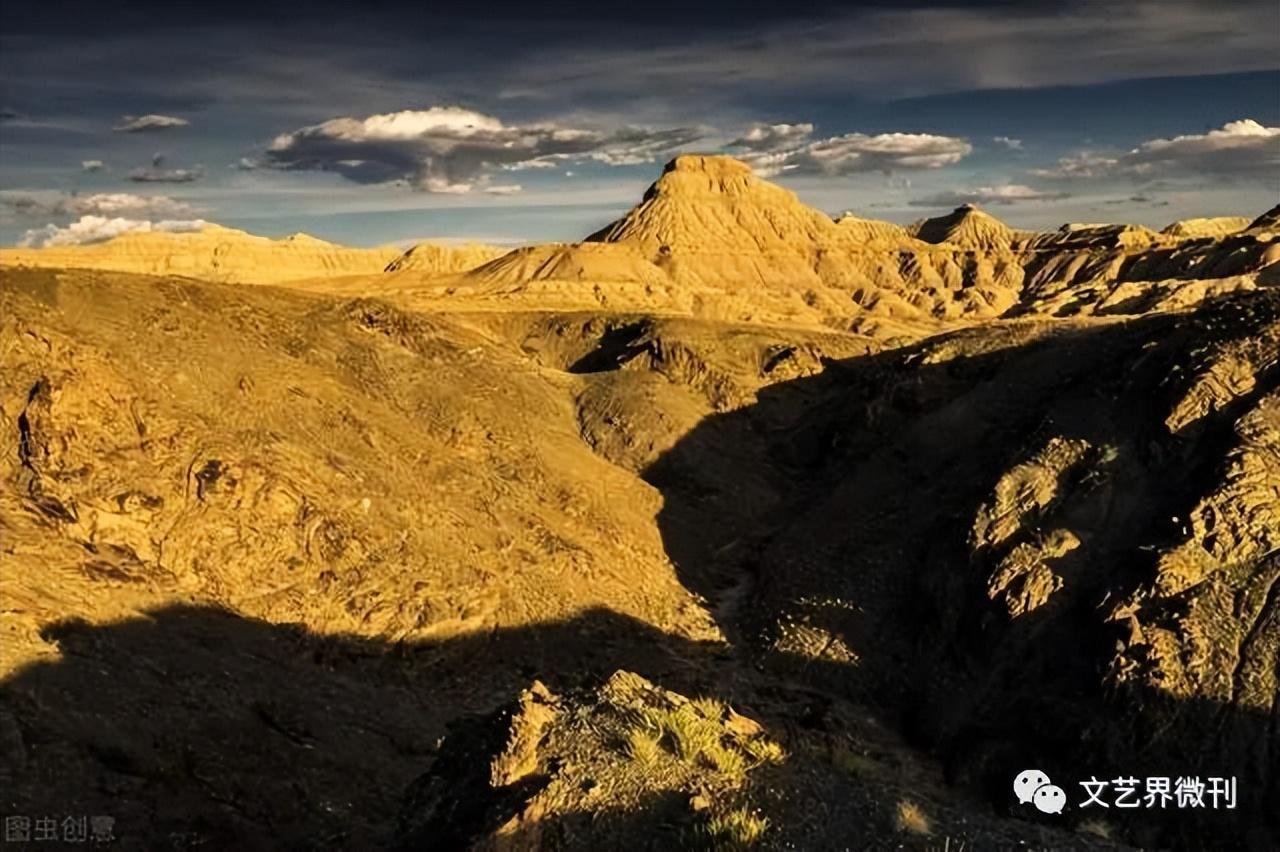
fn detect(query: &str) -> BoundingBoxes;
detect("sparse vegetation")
[1077,818,1112,840]
[894,799,931,835]
[692,695,726,720]
[830,742,880,778]
[658,704,723,762]
[623,722,662,766]
[626,700,785,780]
[704,806,769,849]
[702,740,748,775]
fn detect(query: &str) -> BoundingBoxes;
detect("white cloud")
[1,191,199,219]
[113,114,190,132]
[263,106,701,193]
[19,215,206,247]
[910,184,1069,207]
[993,136,1023,150]
[81,160,106,172]
[731,123,815,151]
[1032,152,1119,180]
[730,124,972,176]
[483,184,522,195]
[68,193,198,217]
[1035,119,1280,181]
[1126,119,1280,176]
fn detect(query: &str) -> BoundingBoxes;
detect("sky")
[1,0,1278,248]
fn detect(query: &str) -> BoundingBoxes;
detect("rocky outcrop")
[394,671,1113,851]
[385,241,504,274]
[1012,219,1280,317]
[1161,217,1252,239]
[834,212,911,243]
[910,204,1020,251]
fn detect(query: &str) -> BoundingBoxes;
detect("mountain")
[1161,216,1252,238]
[1015,218,1280,316]
[0,224,496,285]
[2,154,1278,850]
[834,211,911,243]
[909,203,1019,250]
[1245,203,1280,236]
[383,241,504,274]
[440,155,1027,335]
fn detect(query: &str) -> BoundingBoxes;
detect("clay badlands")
[2,155,1278,850]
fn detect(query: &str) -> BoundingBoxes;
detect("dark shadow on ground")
[0,605,724,851]
[643,294,1280,850]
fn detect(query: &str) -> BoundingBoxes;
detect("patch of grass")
[691,696,725,720]
[741,736,785,767]
[640,704,720,762]
[623,722,662,766]
[830,742,880,778]
[702,741,748,776]
[629,701,785,781]
[894,799,931,836]
[704,806,769,850]
[1077,818,1112,840]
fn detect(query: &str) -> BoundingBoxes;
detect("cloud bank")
[1035,118,1280,181]
[730,123,972,176]
[910,184,1069,207]
[263,107,702,193]
[19,215,206,247]
[2,191,199,219]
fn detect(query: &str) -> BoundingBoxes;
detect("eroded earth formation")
[2,155,1277,850]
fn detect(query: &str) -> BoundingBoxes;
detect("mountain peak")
[912,205,1015,250]
[585,154,827,252]
[663,153,755,178]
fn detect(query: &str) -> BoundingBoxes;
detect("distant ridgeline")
[2,155,1277,337]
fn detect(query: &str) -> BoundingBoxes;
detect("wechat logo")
[1014,769,1066,815]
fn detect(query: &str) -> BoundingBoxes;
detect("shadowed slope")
[643,291,1280,849]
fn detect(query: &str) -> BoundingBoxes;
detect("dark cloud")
[0,0,1078,36]
[128,154,204,183]
[113,114,190,132]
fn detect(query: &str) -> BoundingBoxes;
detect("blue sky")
[1,1,1277,247]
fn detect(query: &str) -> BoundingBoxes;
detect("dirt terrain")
[2,156,1277,850]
